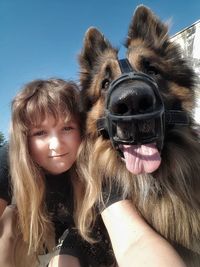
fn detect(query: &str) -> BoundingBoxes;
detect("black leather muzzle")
[97,58,190,151]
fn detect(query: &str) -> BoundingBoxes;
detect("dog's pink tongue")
[122,144,161,174]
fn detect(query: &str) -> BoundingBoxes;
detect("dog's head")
[79,5,196,175]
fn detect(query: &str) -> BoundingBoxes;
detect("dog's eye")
[147,65,159,75]
[101,79,110,90]
[143,60,159,76]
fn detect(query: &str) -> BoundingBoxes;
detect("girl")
[0,78,115,267]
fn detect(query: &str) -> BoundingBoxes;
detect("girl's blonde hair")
[9,78,83,254]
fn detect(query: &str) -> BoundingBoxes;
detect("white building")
[171,20,200,124]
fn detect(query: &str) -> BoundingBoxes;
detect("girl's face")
[28,114,81,175]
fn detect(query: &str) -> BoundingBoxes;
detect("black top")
[45,171,74,240]
[0,144,115,266]
[0,143,11,203]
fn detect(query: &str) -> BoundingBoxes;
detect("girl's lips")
[48,152,68,158]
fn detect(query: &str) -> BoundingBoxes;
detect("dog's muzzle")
[97,58,190,151]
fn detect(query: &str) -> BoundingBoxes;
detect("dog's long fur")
[78,5,200,266]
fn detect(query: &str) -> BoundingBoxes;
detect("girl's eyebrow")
[31,124,44,128]
[30,127,42,130]
[29,123,47,130]
[64,118,77,124]
[29,128,43,134]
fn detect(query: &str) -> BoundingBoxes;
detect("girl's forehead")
[31,113,78,128]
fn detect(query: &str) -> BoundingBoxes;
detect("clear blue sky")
[1,0,200,140]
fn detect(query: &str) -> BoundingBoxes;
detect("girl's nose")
[49,136,60,150]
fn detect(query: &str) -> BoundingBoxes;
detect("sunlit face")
[28,114,81,175]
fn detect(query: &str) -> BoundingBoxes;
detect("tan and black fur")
[78,5,200,266]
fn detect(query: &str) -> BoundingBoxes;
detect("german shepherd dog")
[78,5,200,266]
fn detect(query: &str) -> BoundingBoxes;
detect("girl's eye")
[63,126,73,132]
[32,130,46,136]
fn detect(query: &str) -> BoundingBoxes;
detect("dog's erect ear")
[79,28,116,110]
[79,27,114,70]
[126,5,169,48]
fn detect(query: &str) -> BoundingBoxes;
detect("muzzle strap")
[165,110,190,125]
[118,58,134,73]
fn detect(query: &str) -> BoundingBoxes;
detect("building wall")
[171,20,200,124]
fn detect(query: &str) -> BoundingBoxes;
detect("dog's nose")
[108,80,156,115]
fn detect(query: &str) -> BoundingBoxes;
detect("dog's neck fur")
[83,126,200,255]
